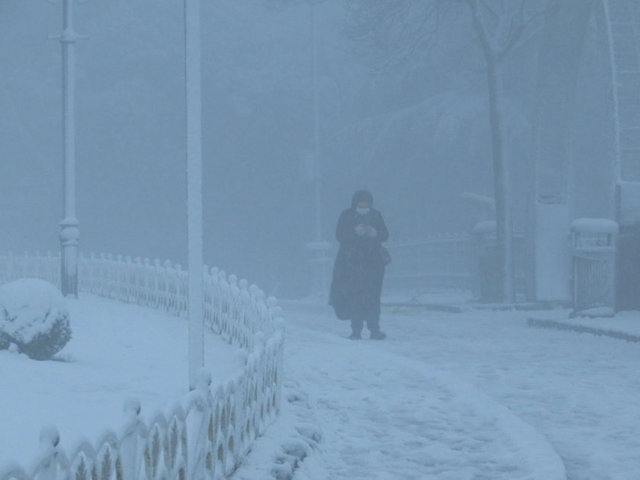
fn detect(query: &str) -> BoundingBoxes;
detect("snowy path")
[234,300,640,480]
[378,306,640,480]
[282,327,558,480]
[234,302,566,480]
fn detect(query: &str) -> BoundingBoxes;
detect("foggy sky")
[1,0,614,296]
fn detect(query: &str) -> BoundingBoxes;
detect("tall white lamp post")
[184,0,204,391]
[306,0,332,294]
[57,0,84,297]
[310,0,322,245]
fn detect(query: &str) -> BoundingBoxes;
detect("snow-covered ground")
[0,294,244,469]
[235,300,640,480]
[2,293,639,479]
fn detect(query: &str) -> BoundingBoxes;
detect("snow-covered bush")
[0,279,72,360]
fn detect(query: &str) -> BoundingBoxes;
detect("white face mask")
[356,207,370,216]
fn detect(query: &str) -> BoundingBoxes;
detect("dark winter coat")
[329,192,389,321]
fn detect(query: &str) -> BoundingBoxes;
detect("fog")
[0,0,617,297]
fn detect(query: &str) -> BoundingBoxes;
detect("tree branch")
[466,0,495,59]
[479,0,499,24]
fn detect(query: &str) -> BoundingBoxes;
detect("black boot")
[350,319,363,340]
[370,330,386,340]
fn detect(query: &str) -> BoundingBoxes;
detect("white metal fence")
[0,252,285,480]
[307,234,476,297]
[311,232,537,301]
[385,234,475,293]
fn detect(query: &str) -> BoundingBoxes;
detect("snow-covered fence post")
[239,280,251,349]
[164,406,188,480]
[43,251,58,287]
[103,254,113,299]
[163,261,176,314]
[32,427,65,480]
[227,275,240,344]
[267,297,285,414]
[146,259,155,308]
[119,399,144,480]
[203,265,213,332]
[177,264,189,318]
[152,259,163,309]
[185,370,211,480]
[137,258,147,306]
[224,380,241,476]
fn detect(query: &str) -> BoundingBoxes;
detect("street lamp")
[310,0,322,244]
[184,0,204,391]
[54,0,85,297]
[306,0,332,294]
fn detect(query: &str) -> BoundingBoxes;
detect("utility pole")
[184,0,204,391]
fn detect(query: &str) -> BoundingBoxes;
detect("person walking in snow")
[329,190,389,340]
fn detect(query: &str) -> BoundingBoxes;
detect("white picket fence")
[0,252,285,480]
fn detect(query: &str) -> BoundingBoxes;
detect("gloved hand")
[355,224,367,236]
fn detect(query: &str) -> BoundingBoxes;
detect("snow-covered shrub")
[0,279,72,360]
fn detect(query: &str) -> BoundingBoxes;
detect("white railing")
[0,252,285,480]
[385,234,475,293]
[305,234,476,297]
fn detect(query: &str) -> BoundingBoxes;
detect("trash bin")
[570,218,618,316]
[616,224,640,311]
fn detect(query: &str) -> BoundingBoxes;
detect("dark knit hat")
[351,190,373,208]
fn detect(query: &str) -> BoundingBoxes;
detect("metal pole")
[310,1,322,243]
[59,0,80,297]
[602,0,622,219]
[310,1,331,293]
[185,0,204,391]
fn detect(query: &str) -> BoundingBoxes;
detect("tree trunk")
[486,52,514,302]
[469,1,513,303]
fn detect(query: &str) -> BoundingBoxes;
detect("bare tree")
[465,0,548,302]
[348,0,548,302]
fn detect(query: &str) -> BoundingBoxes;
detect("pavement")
[235,294,640,480]
[527,309,640,342]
